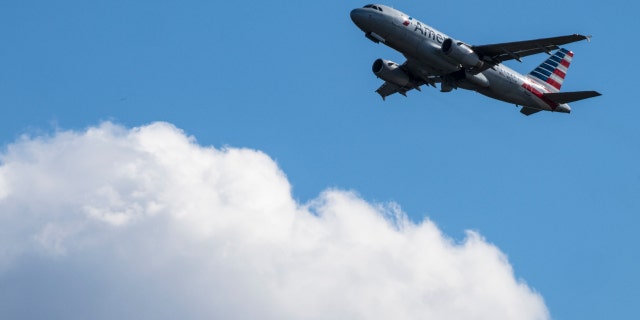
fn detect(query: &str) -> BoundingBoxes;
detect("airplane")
[350,4,601,115]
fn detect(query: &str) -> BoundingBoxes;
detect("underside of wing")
[375,81,412,100]
[473,34,591,64]
[373,59,439,100]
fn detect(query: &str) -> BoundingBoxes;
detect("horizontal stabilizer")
[520,107,542,116]
[543,91,602,104]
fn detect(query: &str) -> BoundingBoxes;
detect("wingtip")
[579,34,592,42]
[574,34,592,42]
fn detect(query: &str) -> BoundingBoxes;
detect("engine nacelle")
[441,38,484,69]
[372,59,410,87]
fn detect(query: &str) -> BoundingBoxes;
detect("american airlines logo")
[413,21,445,44]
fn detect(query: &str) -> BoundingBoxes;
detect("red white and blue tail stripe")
[528,48,573,92]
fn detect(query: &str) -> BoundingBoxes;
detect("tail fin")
[529,48,574,92]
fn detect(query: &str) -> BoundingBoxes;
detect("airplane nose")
[350,8,368,28]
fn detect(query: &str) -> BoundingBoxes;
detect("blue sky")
[0,0,638,319]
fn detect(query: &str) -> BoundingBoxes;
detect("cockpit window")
[363,4,383,11]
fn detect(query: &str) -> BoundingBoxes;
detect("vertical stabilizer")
[529,48,574,92]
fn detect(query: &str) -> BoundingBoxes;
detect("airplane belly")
[413,41,459,74]
[382,24,459,76]
[478,70,525,103]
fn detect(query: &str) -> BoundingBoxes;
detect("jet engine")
[441,38,484,69]
[372,59,410,87]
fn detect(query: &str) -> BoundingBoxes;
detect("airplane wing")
[375,59,439,100]
[376,81,413,100]
[472,34,591,64]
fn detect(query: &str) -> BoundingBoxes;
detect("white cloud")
[0,122,549,320]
